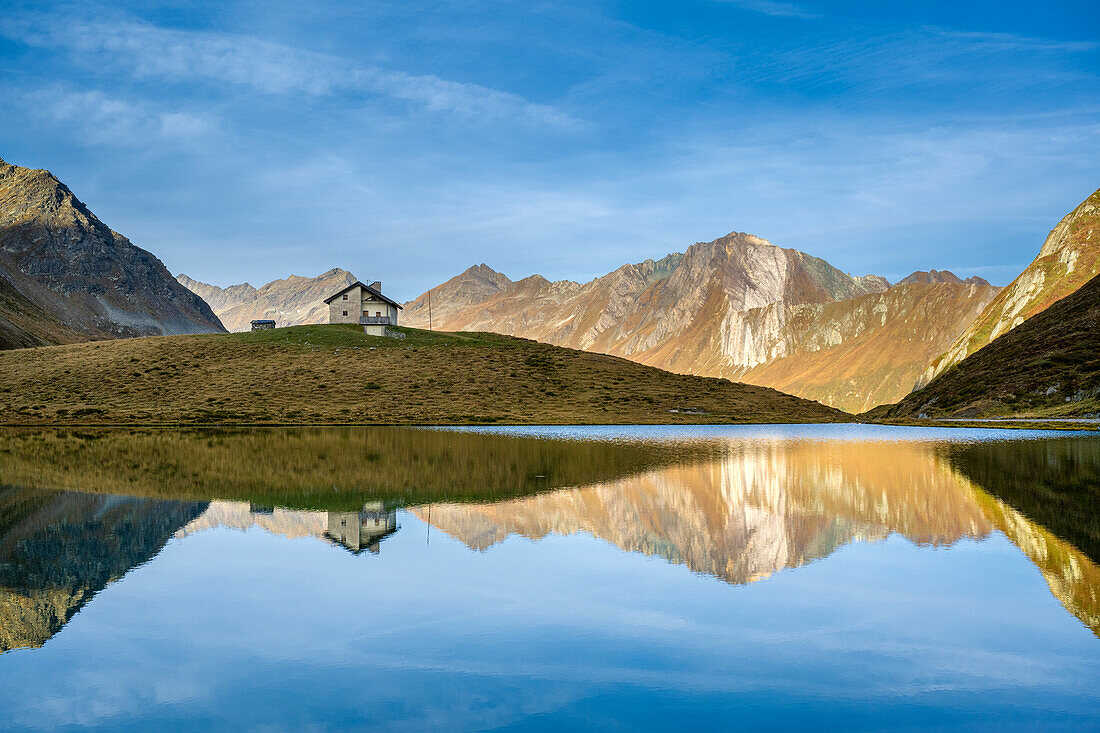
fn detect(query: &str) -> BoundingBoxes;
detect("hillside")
[874,273,1100,419]
[402,236,998,412]
[920,186,1100,385]
[0,325,843,425]
[0,275,83,349]
[0,156,225,347]
[178,268,358,331]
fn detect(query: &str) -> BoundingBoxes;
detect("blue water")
[1,425,1098,730]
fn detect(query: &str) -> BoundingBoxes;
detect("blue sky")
[1,0,1097,299]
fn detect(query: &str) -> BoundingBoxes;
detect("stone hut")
[323,281,403,336]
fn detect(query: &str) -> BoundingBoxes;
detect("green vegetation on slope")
[872,273,1100,419]
[0,325,842,425]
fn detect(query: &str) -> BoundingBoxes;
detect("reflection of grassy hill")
[0,325,841,425]
[871,274,1100,418]
[943,437,1100,562]
[0,427,729,510]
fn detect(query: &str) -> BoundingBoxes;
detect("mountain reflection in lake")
[0,425,1098,730]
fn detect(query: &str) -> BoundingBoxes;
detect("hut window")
[342,310,348,316]
[342,293,348,300]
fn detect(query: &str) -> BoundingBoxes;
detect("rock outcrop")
[920,186,1100,385]
[731,278,999,412]
[177,268,357,331]
[0,156,226,347]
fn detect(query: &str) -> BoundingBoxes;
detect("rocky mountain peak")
[897,270,992,287]
[0,156,225,344]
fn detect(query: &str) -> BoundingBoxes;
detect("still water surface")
[0,424,1098,730]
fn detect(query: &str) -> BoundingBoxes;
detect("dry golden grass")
[0,325,842,425]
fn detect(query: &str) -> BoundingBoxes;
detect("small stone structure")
[323,280,403,336]
[250,319,276,331]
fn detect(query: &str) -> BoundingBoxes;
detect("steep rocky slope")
[404,234,998,412]
[0,156,225,347]
[921,186,1100,385]
[876,272,1100,418]
[0,275,83,349]
[177,268,357,331]
[732,279,999,412]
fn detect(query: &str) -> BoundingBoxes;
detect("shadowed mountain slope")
[875,273,1100,418]
[0,156,225,348]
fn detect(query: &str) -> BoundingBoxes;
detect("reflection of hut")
[324,502,398,554]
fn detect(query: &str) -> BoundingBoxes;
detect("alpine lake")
[0,424,1098,730]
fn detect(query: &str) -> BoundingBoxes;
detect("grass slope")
[0,325,842,425]
[871,273,1100,419]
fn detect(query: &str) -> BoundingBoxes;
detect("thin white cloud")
[20,87,219,147]
[759,27,1098,93]
[710,0,818,19]
[3,15,575,127]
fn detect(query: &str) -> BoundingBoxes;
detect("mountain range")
[399,187,1098,414]
[0,157,224,348]
[177,268,357,332]
[400,235,1000,412]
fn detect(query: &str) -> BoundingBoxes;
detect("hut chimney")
[370,280,382,292]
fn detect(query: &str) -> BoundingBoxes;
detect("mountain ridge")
[177,268,357,331]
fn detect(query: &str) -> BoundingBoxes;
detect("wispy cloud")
[753,26,1098,95]
[2,15,576,127]
[710,0,818,19]
[20,87,219,147]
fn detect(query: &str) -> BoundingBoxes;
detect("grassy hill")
[870,273,1100,419]
[0,325,843,425]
